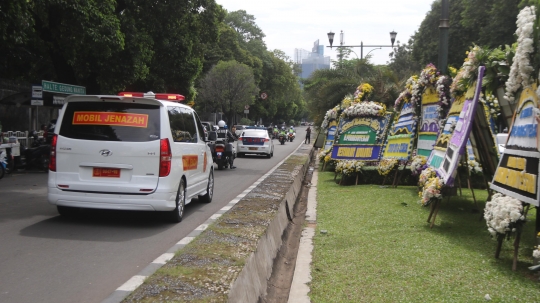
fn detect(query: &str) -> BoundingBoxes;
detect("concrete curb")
[288,157,319,303]
[228,146,314,302]
[101,144,314,303]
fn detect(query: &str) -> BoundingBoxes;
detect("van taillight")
[49,134,58,171]
[159,138,172,177]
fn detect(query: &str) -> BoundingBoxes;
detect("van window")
[59,102,160,142]
[168,106,198,143]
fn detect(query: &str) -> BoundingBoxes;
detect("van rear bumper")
[47,187,177,211]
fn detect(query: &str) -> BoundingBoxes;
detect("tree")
[197,60,258,124]
[1,0,223,97]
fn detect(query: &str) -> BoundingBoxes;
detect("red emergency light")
[118,92,185,102]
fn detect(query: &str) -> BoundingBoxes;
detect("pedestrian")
[305,126,311,144]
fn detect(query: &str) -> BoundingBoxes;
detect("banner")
[331,114,392,161]
[437,66,485,186]
[382,100,417,160]
[491,84,540,206]
[324,120,338,151]
[417,87,441,156]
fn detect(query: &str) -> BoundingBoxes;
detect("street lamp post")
[327,30,397,60]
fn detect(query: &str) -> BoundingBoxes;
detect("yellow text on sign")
[336,147,373,158]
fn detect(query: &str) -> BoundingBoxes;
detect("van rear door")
[53,98,162,194]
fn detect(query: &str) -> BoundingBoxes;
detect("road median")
[111,145,313,303]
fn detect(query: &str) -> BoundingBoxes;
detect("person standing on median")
[305,126,311,144]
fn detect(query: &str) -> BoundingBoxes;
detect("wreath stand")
[494,204,530,271]
[455,165,480,211]
[427,196,448,229]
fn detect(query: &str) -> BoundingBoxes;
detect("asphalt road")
[0,127,309,303]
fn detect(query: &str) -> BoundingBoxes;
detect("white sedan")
[237,129,274,158]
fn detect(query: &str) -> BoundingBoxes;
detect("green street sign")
[42,80,86,95]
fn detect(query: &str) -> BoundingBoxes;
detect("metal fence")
[4,130,43,147]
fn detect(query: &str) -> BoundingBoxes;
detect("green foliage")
[0,0,223,97]
[197,60,258,125]
[408,0,519,72]
[239,118,252,125]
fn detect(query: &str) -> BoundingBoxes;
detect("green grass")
[310,172,539,303]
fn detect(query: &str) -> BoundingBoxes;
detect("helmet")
[282,127,285,130]
[217,120,226,128]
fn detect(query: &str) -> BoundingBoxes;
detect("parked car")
[237,129,274,158]
[47,91,215,223]
[201,121,215,139]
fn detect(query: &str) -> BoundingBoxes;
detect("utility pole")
[438,0,450,75]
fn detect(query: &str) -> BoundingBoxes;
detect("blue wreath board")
[382,100,417,160]
[331,113,393,161]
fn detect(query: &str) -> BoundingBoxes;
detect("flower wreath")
[335,160,365,177]
[506,6,536,103]
[377,158,399,176]
[420,176,444,206]
[354,83,374,102]
[484,193,526,239]
[418,167,436,188]
[410,155,427,176]
[341,101,387,118]
[321,105,339,129]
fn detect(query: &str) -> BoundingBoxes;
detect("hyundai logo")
[99,150,113,157]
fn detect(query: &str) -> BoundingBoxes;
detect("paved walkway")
[288,157,319,303]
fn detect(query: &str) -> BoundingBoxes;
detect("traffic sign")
[31,100,43,106]
[244,110,249,114]
[244,105,250,110]
[260,92,268,100]
[32,85,42,99]
[42,80,86,95]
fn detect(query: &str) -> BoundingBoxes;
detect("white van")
[47,92,214,223]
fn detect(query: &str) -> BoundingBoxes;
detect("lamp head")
[390,30,397,47]
[327,31,335,48]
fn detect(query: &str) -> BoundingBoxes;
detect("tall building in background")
[295,39,330,79]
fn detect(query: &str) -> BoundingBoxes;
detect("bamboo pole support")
[355,173,359,185]
[456,170,463,196]
[495,235,503,259]
[430,200,442,229]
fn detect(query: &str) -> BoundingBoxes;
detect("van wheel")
[57,206,80,217]
[168,179,186,223]
[199,170,214,203]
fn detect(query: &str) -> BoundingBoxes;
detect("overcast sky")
[215,0,435,66]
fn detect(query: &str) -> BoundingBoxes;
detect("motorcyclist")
[279,126,287,138]
[273,125,279,139]
[288,126,295,134]
[216,120,237,169]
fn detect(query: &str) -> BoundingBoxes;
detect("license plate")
[249,147,258,150]
[217,152,222,159]
[93,167,120,178]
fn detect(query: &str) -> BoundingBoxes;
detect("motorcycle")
[278,133,286,145]
[11,131,50,172]
[273,130,279,140]
[288,132,295,142]
[207,132,236,170]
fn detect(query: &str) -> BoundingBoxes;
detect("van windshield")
[59,102,161,142]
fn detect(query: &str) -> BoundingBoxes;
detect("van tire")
[168,179,186,223]
[57,206,79,217]
[199,170,214,203]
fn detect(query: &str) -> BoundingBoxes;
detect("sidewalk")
[288,157,319,303]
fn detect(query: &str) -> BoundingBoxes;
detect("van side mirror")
[207,131,217,142]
